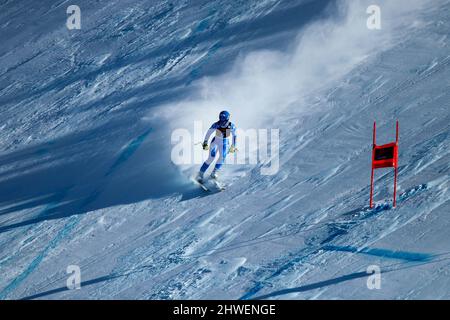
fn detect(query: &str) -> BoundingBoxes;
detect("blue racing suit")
[200,121,237,173]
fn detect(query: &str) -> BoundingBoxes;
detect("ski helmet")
[219,110,230,123]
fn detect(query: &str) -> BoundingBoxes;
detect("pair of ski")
[192,177,225,192]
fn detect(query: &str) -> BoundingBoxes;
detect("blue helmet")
[219,110,230,123]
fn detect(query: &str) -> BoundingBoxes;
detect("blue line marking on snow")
[0,188,71,243]
[240,282,265,301]
[0,186,102,299]
[239,183,434,300]
[322,245,434,262]
[105,128,152,177]
[35,189,71,218]
[0,129,152,299]
[0,215,79,300]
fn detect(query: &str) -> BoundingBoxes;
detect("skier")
[196,110,237,182]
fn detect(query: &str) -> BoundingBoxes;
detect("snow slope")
[0,0,449,299]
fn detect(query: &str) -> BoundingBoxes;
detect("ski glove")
[202,142,209,150]
[229,145,237,153]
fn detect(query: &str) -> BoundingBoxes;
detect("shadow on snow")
[0,119,207,234]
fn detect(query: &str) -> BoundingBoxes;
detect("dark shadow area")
[0,118,207,234]
[0,1,340,235]
[183,203,394,259]
[0,0,337,109]
[0,0,339,235]
[251,271,369,300]
[83,0,339,113]
[322,245,434,262]
[249,252,450,300]
[20,264,154,300]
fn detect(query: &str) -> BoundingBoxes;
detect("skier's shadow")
[0,120,202,234]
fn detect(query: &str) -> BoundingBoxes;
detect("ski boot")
[210,169,219,180]
[196,171,205,183]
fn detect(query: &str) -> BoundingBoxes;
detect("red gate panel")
[370,121,399,208]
